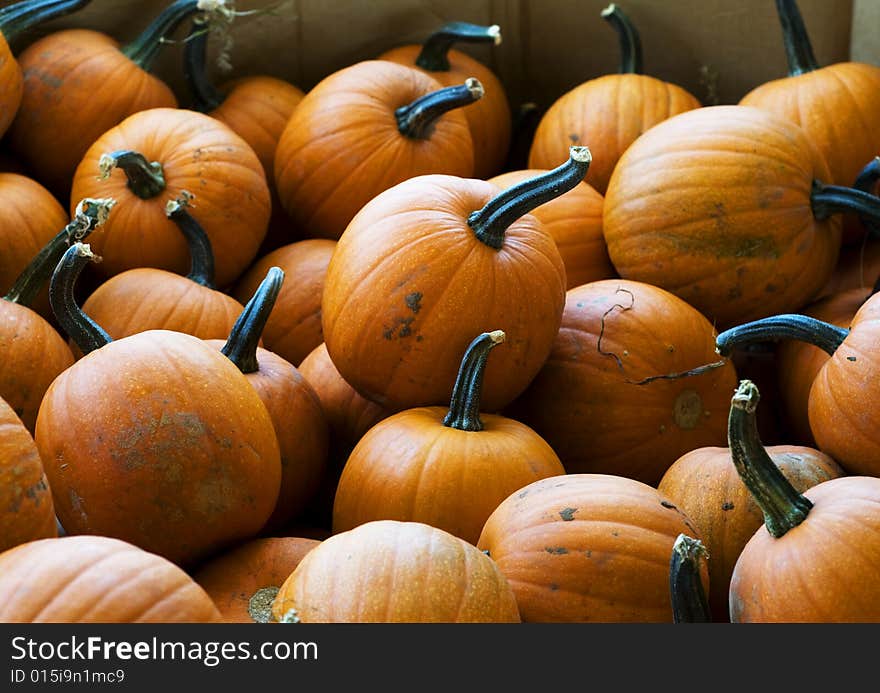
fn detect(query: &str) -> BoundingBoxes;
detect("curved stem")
[669,534,711,623]
[442,330,505,432]
[415,21,502,72]
[716,314,848,357]
[812,180,880,229]
[396,78,484,140]
[182,19,225,112]
[165,192,215,287]
[728,380,813,538]
[0,0,91,43]
[853,156,880,238]
[468,146,591,249]
[100,150,166,200]
[49,243,112,355]
[221,266,285,374]
[775,0,819,75]
[601,3,643,74]
[121,0,204,71]
[4,197,116,307]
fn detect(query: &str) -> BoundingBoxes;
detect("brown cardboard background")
[2,0,861,114]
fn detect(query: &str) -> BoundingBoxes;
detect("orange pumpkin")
[69,107,270,288]
[274,60,480,240]
[0,535,222,622]
[379,21,511,179]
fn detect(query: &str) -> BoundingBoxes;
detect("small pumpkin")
[0,535,222,622]
[332,330,565,545]
[379,21,511,179]
[272,520,520,623]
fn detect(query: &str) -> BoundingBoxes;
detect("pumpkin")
[727,380,880,622]
[0,0,92,140]
[716,299,880,477]
[0,197,113,432]
[206,266,329,533]
[232,239,336,367]
[69,107,271,288]
[274,59,480,240]
[477,473,707,622]
[657,382,844,621]
[0,172,69,319]
[332,330,565,545]
[528,3,702,195]
[488,168,613,289]
[739,0,880,226]
[379,21,511,179]
[74,193,244,355]
[0,396,56,553]
[322,148,587,413]
[0,535,222,622]
[600,104,880,329]
[272,520,520,623]
[508,278,738,486]
[669,534,711,623]
[7,0,234,199]
[35,242,282,566]
[193,536,321,623]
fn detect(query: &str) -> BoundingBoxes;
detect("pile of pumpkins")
[1,0,879,624]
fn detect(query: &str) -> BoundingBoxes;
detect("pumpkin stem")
[182,18,225,112]
[811,179,880,229]
[100,150,166,200]
[468,146,591,249]
[728,380,813,538]
[0,0,91,42]
[442,330,505,432]
[121,0,231,71]
[4,197,116,307]
[669,534,711,623]
[415,21,502,72]
[49,242,112,355]
[221,266,285,374]
[396,78,484,140]
[165,191,216,288]
[715,314,848,357]
[601,3,643,75]
[853,156,880,238]
[774,0,819,76]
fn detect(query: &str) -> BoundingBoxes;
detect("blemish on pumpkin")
[673,390,703,430]
[568,133,579,143]
[545,546,568,555]
[765,283,778,293]
[549,583,559,591]
[722,501,735,511]
[405,292,422,313]
[847,356,857,362]
[660,500,676,509]
[248,586,280,623]
[559,507,577,521]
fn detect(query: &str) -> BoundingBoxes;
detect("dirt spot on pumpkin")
[722,501,735,511]
[559,507,577,521]
[404,292,422,313]
[673,390,703,430]
[545,546,568,555]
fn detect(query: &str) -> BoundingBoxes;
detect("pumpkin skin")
[0,535,222,623]
[193,536,321,623]
[0,397,57,553]
[274,60,475,241]
[321,173,567,413]
[508,279,738,486]
[0,30,22,143]
[602,105,841,329]
[272,520,520,623]
[69,107,271,288]
[477,474,707,623]
[658,444,844,621]
[232,239,337,367]
[488,169,614,289]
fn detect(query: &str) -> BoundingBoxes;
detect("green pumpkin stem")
[812,180,880,229]
[669,534,711,623]
[774,0,819,76]
[468,146,591,249]
[728,380,813,538]
[49,242,112,355]
[165,192,216,288]
[4,197,116,307]
[716,314,848,357]
[100,150,166,200]
[601,3,643,75]
[396,78,484,140]
[415,21,502,72]
[0,0,91,42]
[182,19,225,112]
[442,330,505,432]
[221,266,285,374]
